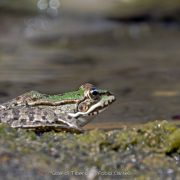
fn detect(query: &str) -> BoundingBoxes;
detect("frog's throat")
[68,95,115,118]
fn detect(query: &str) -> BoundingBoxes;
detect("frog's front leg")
[45,113,85,133]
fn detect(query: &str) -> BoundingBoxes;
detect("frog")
[0,83,115,133]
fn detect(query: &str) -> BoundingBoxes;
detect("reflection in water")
[0,1,180,124]
[24,16,51,37]
[25,0,61,37]
[37,0,61,16]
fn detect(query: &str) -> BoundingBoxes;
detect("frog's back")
[0,91,42,110]
[0,90,81,132]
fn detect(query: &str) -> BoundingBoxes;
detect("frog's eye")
[92,90,98,96]
[89,89,99,100]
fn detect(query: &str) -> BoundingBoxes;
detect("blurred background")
[0,0,180,126]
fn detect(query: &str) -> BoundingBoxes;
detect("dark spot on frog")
[12,109,19,118]
[2,112,8,118]
[20,119,27,123]
[42,116,46,121]
[67,115,72,120]
[29,117,34,121]
[43,111,48,116]
[29,111,35,121]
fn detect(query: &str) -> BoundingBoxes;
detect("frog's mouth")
[87,95,115,116]
[68,94,115,118]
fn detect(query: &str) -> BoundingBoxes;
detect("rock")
[0,121,179,179]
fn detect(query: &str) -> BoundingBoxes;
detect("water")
[0,8,180,127]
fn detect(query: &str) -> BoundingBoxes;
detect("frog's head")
[68,83,116,126]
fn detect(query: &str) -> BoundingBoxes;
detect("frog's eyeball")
[92,90,98,96]
[87,89,99,100]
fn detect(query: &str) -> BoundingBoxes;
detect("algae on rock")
[0,120,179,179]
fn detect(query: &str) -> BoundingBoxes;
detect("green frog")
[0,83,115,133]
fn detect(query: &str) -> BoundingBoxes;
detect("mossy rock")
[0,120,179,179]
